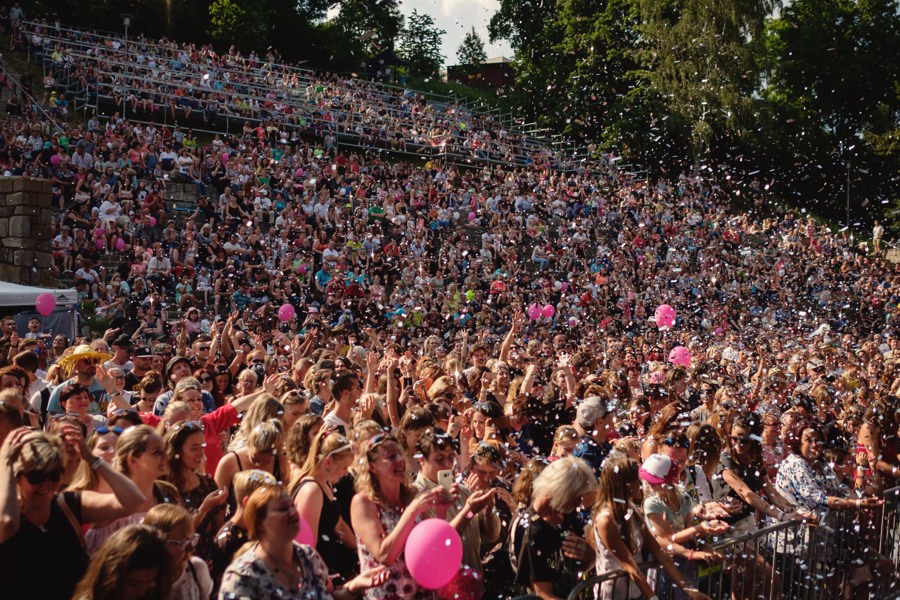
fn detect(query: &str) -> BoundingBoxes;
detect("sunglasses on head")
[172,420,204,433]
[95,426,124,436]
[22,468,64,485]
[662,435,690,449]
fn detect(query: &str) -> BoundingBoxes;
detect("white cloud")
[399,0,513,66]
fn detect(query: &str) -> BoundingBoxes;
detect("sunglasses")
[367,432,396,453]
[171,420,204,433]
[730,435,755,446]
[198,346,210,352]
[198,376,212,383]
[22,468,64,485]
[662,435,690,449]
[167,533,200,552]
[78,359,99,365]
[95,426,124,436]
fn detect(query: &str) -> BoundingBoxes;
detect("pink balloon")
[668,346,691,368]
[95,238,105,250]
[220,152,229,164]
[560,282,569,293]
[114,238,125,251]
[294,515,315,546]
[541,304,555,318]
[527,303,542,321]
[278,303,295,322]
[297,264,307,274]
[50,154,60,166]
[654,304,676,328]
[713,326,724,336]
[148,216,157,227]
[468,211,476,221]
[405,518,463,590]
[35,292,56,317]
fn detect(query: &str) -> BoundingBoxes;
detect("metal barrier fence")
[566,493,900,600]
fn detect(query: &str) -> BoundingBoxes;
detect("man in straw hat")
[45,344,129,416]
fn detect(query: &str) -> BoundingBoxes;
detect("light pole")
[121,14,132,44]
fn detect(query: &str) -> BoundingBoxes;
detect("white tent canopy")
[0,281,78,307]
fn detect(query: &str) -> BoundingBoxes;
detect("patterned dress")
[218,543,332,600]
[356,504,435,600]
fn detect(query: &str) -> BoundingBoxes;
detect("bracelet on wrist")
[90,457,105,470]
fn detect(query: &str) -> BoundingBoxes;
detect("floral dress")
[219,543,332,600]
[356,504,434,600]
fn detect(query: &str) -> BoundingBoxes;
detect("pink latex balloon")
[713,326,724,336]
[148,216,157,227]
[277,303,295,322]
[294,515,315,546]
[541,304,555,318]
[220,152,229,164]
[35,292,56,317]
[114,238,125,251]
[405,519,463,590]
[50,154,60,166]
[654,304,676,328]
[468,211,476,221]
[560,282,569,293]
[527,303,542,321]
[95,238,105,250]
[668,346,691,368]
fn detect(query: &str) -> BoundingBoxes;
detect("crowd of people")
[19,18,575,170]
[0,12,898,600]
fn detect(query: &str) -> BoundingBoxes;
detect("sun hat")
[56,344,112,375]
[639,454,673,485]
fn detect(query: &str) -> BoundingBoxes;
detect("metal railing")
[565,494,900,600]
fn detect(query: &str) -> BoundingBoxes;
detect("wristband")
[856,499,861,509]
[689,549,695,561]
[90,457,105,470]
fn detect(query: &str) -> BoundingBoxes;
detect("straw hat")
[56,344,112,375]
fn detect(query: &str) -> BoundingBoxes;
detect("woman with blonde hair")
[73,524,175,600]
[0,426,145,599]
[228,394,284,451]
[219,485,389,599]
[85,425,180,554]
[509,456,598,599]
[68,425,123,495]
[215,420,289,511]
[291,429,358,581]
[144,503,213,600]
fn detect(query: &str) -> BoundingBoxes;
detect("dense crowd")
[0,12,898,600]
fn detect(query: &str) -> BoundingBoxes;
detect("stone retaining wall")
[0,177,55,286]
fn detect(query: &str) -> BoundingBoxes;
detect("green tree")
[456,27,486,66]
[763,0,900,224]
[397,9,445,77]
[332,0,404,55]
[208,0,271,52]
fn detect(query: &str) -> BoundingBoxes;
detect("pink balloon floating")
[50,154,60,166]
[560,282,569,293]
[527,303,542,321]
[668,346,691,368]
[654,304,676,329]
[405,518,463,590]
[294,515,315,546]
[148,216,157,227]
[541,304,555,318]
[115,238,125,251]
[277,303,295,322]
[35,292,56,317]
[468,211,476,221]
[95,238,105,250]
